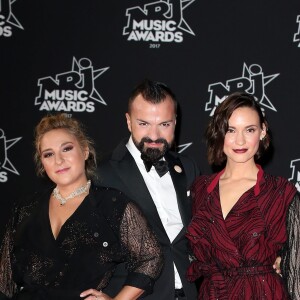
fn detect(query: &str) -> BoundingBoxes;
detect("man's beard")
[133,136,171,163]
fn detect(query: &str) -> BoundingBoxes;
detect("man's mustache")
[141,137,167,144]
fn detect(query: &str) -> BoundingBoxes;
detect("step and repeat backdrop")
[1,0,300,232]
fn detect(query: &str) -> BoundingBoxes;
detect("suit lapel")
[109,142,191,241]
[165,152,191,229]
[110,142,168,238]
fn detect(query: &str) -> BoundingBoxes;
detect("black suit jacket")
[96,139,199,300]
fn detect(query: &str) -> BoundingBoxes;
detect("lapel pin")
[174,165,182,173]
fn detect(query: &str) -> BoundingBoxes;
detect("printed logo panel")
[123,0,195,47]
[177,142,192,153]
[0,129,21,182]
[0,0,23,37]
[294,15,300,47]
[35,57,109,113]
[205,63,279,116]
[289,159,300,192]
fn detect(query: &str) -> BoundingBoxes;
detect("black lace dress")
[0,186,163,299]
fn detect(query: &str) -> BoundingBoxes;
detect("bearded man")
[97,79,199,300]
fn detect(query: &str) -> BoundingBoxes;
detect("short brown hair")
[205,92,270,165]
[34,113,97,179]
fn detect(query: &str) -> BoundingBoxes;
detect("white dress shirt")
[126,136,184,289]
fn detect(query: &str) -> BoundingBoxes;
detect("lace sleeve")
[0,217,18,298]
[119,202,163,292]
[281,193,300,299]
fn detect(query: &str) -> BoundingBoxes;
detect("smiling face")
[39,128,89,190]
[223,107,266,165]
[126,94,176,162]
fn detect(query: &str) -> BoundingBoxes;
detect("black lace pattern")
[0,187,163,298]
[282,193,300,299]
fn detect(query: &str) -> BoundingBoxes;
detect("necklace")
[53,180,91,206]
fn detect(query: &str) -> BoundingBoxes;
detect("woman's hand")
[80,289,112,300]
[80,286,144,300]
[273,256,281,275]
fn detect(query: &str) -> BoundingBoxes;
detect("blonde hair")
[34,113,97,179]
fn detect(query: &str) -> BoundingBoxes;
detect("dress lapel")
[206,171,259,261]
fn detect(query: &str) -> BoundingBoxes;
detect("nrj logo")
[293,15,300,47]
[35,57,109,113]
[123,0,195,43]
[289,158,300,192]
[0,129,21,182]
[0,0,24,37]
[205,63,279,116]
[177,142,192,153]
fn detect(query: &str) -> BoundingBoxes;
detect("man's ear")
[125,113,132,133]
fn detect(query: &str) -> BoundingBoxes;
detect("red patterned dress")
[186,166,300,299]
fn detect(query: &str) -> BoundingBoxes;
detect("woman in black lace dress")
[0,114,163,300]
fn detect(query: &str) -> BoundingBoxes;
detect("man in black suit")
[97,79,199,300]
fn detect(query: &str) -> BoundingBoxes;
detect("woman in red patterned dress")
[186,92,300,299]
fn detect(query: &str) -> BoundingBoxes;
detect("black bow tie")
[143,160,169,177]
